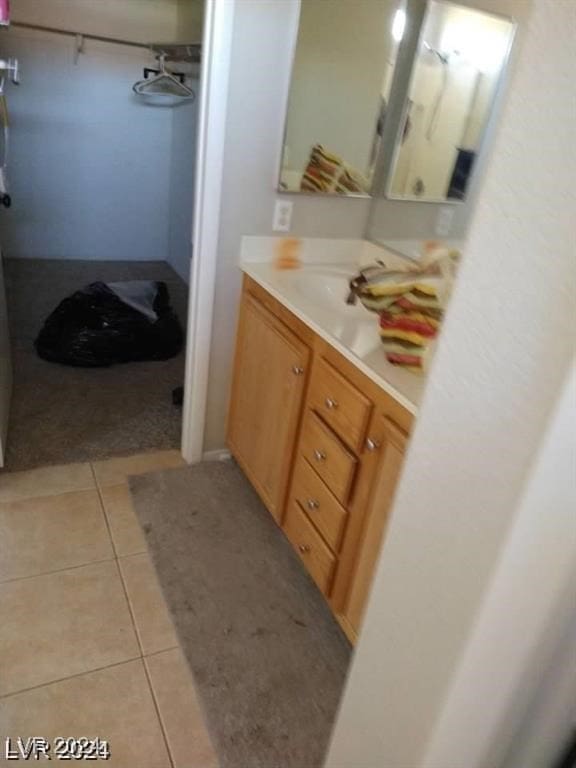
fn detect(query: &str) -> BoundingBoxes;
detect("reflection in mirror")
[388,1,515,202]
[279,0,403,197]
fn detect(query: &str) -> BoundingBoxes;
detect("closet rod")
[11,21,150,50]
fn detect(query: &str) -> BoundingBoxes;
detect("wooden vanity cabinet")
[227,287,311,522]
[228,276,413,643]
[330,413,409,642]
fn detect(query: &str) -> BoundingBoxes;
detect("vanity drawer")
[300,410,357,504]
[291,456,347,552]
[284,500,336,595]
[309,357,372,453]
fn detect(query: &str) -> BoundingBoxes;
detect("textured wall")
[326,0,575,764]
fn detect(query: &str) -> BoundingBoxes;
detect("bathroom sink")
[291,267,371,319]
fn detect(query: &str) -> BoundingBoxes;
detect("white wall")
[419,360,576,768]
[11,0,179,42]
[177,0,204,42]
[203,0,371,451]
[284,0,396,178]
[501,604,576,768]
[326,0,575,765]
[1,0,200,265]
[0,26,174,261]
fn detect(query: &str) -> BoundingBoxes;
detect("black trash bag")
[35,281,184,367]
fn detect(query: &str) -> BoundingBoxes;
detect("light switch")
[273,199,293,232]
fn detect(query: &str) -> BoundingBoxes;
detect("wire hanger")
[132,54,194,101]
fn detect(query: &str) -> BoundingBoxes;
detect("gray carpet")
[3,259,187,471]
[129,460,351,768]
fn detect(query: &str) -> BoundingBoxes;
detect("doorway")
[0,3,204,470]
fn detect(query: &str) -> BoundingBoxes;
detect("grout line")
[114,555,146,657]
[0,483,97,505]
[1,459,176,766]
[141,645,181,660]
[90,462,176,767]
[89,463,121,560]
[90,451,186,492]
[116,550,149,563]
[90,464,146,659]
[0,485,98,507]
[0,655,143,701]
[0,555,117,586]
[142,652,176,768]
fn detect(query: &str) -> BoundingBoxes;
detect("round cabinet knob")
[306,498,319,511]
[365,438,381,452]
[292,365,305,376]
[298,544,311,554]
[325,397,338,410]
[313,449,326,462]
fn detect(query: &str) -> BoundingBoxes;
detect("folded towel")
[300,144,367,195]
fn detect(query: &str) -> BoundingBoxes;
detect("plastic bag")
[35,281,184,367]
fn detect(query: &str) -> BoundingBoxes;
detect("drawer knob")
[298,544,311,554]
[325,397,338,410]
[313,449,326,462]
[306,498,319,511]
[292,365,305,376]
[366,437,381,452]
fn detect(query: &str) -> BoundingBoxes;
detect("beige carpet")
[4,259,187,471]
[129,460,351,768]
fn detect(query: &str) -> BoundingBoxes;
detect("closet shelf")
[150,43,202,64]
[9,22,202,62]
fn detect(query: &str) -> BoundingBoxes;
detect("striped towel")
[300,144,367,195]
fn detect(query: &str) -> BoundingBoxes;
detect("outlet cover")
[436,206,455,237]
[273,199,293,232]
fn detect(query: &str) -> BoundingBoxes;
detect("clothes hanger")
[132,54,194,100]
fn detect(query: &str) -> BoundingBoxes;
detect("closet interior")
[0,1,203,470]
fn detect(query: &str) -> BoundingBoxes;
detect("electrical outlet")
[436,206,455,237]
[273,199,293,232]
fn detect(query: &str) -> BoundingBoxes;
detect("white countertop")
[241,260,425,415]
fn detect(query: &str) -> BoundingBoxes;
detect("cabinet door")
[228,293,309,521]
[340,416,408,637]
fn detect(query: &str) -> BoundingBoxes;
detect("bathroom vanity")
[227,242,423,643]
[225,0,516,642]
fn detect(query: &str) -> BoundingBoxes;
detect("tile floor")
[0,451,218,767]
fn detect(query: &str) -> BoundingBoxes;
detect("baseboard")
[202,449,232,462]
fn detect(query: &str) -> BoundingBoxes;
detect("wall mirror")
[278,0,403,197]
[387,1,516,202]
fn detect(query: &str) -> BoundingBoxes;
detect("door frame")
[181,0,235,463]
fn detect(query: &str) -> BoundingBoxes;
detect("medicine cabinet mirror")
[278,0,515,203]
[278,0,403,197]
[387,1,515,202]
